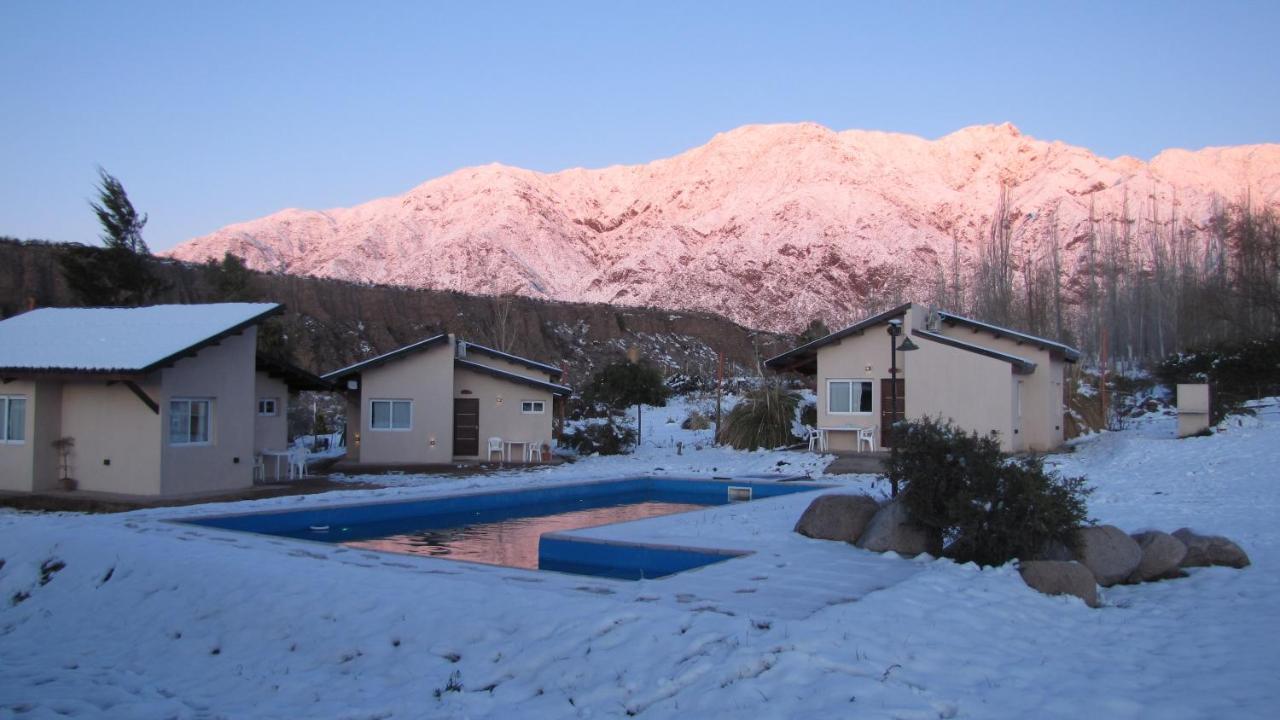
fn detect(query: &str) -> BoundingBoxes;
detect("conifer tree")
[59,168,166,306]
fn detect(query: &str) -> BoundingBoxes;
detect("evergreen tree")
[59,168,166,306]
[585,360,669,449]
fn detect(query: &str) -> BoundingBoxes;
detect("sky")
[2,1,1278,251]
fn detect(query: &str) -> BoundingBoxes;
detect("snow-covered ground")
[2,397,1278,719]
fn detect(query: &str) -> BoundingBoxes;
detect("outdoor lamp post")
[886,318,918,496]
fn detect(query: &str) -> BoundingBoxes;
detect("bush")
[887,417,1091,567]
[560,418,636,456]
[1155,335,1280,424]
[681,410,711,431]
[722,384,801,450]
[799,401,817,428]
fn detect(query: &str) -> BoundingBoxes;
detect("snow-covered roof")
[455,358,573,396]
[321,334,449,380]
[458,340,563,378]
[911,329,1037,374]
[0,303,281,374]
[936,311,1080,362]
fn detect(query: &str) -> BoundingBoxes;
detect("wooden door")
[879,378,905,448]
[452,398,479,456]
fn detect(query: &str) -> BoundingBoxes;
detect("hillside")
[167,122,1280,332]
[0,240,789,386]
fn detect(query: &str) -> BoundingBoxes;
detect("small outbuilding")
[323,335,571,466]
[0,303,291,496]
[765,303,1080,452]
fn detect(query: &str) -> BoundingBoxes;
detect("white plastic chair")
[252,454,266,484]
[487,437,504,462]
[857,425,877,453]
[807,427,826,452]
[287,446,308,479]
[525,441,543,463]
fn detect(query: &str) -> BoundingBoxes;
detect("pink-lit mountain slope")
[167,123,1280,332]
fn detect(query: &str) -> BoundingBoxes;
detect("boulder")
[1018,561,1099,608]
[855,500,940,557]
[794,494,881,544]
[1172,528,1251,569]
[1075,525,1143,587]
[1128,531,1187,582]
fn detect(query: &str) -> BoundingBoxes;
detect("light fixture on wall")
[496,396,503,405]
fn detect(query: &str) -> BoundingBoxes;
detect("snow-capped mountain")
[166,123,1280,332]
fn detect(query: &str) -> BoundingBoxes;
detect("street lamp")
[886,318,918,496]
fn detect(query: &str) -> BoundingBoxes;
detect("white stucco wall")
[0,380,37,492]
[253,372,289,454]
[158,329,257,496]
[355,342,455,465]
[935,319,1065,451]
[61,377,164,495]
[453,367,555,460]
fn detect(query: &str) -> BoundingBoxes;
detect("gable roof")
[936,311,1081,363]
[911,329,1037,374]
[0,303,281,375]
[458,340,563,379]
[455,358,573,397]
[322,333,449,380]
[763,303,911,374]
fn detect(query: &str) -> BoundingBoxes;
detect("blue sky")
[2,1,1277,251]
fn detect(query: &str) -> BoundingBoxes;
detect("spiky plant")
[721,384,800,450]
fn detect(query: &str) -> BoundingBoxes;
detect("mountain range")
[166,123,1280,332]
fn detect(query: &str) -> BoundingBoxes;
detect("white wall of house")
[905,339,1018,451]
[0,379,38,492]
[814,328,904,451]
[354,343,455,465]
[62,377,165,495]
[452,367,554,460]
[934,317,1064,451]
[253,372,289,454]
[158,329,257,496]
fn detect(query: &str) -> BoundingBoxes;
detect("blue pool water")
[182,478,826,579]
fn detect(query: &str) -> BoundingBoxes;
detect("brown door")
[880,378,905,448]
[452,398,479,456]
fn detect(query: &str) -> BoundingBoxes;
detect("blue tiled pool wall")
[185,478,822,537]
[539,536,748,580]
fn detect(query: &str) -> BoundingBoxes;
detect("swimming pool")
[182,477,828,579]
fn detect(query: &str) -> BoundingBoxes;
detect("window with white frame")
[827,379,873,414]
[1,395,26,444]
[370,399,412,430]
[521,400,546,414]
[169,398,211,445]
[257,398,279,416]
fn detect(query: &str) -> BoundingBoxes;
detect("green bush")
[1155,335,1280,424]
[560,418,636,456]
[887,417,1091,567]
[722,384,800,450]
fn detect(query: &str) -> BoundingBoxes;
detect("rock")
[1172,528,1251,569]
[1075,525,1143,587]
[794,494,881,544]
[855,500,940,557]
[1128,531,1187,582]
[1018,561,1099,608]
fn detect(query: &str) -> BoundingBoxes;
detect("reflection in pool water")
[344,501,706,569]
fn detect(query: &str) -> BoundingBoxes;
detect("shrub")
[721,384,800,450]
[887,417,1091,567]
[1155,335,1280,424]
[681,410,711,431]
[799,401,817,428]
[560,418,637,456]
